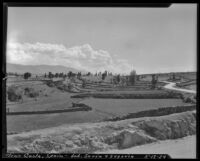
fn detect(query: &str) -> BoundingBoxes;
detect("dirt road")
[162,81,196,94]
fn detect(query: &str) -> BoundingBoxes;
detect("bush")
[183,96,196,104]
[24,87,39,98]
[45,81,55,87]
[67,83,74,90]
[57,86,64,91]
[156,86,162,90]
[180,93,196,104]
[29,91,39,98]
[7,86,22,102]
[24,87,31,95]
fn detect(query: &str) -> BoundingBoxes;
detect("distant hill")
[6,63,87,75]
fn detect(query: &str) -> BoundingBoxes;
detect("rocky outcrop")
[110,130,157,149]
[132,114,196,140]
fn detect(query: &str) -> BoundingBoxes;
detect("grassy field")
[7,98,191,134]
[7,110,107,134]
[81,98,192,116]
[6,92,74,112]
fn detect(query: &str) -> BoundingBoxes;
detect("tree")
[64,74,67,79]
[129,70,136,85]
[102,73,106,80]
[48,72,53,79]
[24,72,31,80]
[151,74,157,89]
[172,73,176,80]
[82,79,86,88]
[59,72,64,78]
[55,73,59,78]
[87,72,91,76]
[77,72,82,79]
[104,70,108,77]
[136,75,140,81]
[68,71,73,78]
[102,71,108,80]
[116,74,121,84]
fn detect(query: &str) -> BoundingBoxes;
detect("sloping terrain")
[7,110,196,153]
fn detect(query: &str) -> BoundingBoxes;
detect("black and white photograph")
[4,3,197,159]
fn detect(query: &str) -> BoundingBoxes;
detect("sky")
[6,4,197,74]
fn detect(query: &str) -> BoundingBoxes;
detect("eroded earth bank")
[8,110,196,157]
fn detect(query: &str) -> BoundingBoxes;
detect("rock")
[65,140,74,148]
[116,130,157,149]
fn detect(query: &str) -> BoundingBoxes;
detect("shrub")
[7,86,22,102]
[45,81,55,87]
[24,87,39,98]
[29,91,39,98]
[57,86,64,91]
[24,87,31,95]
[67,83,73,90]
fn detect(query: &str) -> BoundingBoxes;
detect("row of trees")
[22,70,157,89]
[44,71,79,79]
[95,71,113,77]
[43,70,112,80]
[22,71,83,80]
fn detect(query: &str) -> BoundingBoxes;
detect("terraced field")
[81,98,192,116]
[7,96,192,134]
[6,75,196,136]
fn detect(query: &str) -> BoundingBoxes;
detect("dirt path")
[162,81,196,94]
[99,135,196,159]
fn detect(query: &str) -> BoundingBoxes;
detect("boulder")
[116,130,157,149]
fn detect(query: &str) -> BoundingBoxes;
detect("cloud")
[7,42,132,74]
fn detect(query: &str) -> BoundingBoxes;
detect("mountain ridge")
[6,63,87,75]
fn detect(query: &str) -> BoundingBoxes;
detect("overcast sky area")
[6,4,197,74]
